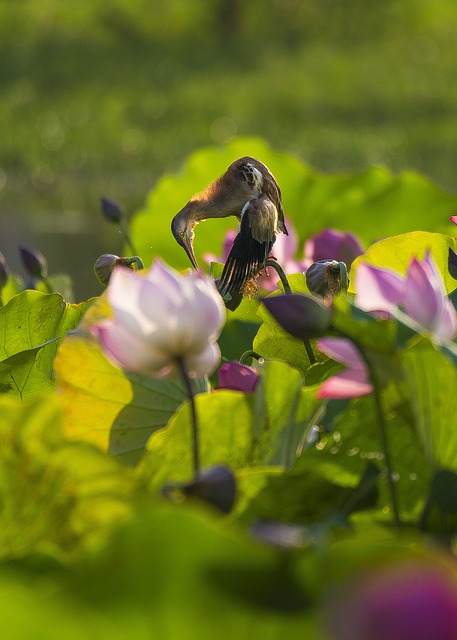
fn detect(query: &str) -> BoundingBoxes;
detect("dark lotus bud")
[182,465,237,513]
[94,254,121,286]
[306,260,348,298]
[94,254,144,287]
[0,252,9,290]
[19,245,48,279]
[100,197,123,224]
[448,247,457,280]
[263,293,332,340]
[163,465,236,514]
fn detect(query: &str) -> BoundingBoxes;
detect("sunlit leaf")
[70,506,319,634]
[138,360,315,489]
[350,231,457,294]
[292,391,430,523]
[0,395,138,561]
[401,340,457,471]
[235,463,379,526]
[0,290,92,400]
[55,334,201,466]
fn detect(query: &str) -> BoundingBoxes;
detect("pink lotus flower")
[451,215,457,225]
[316,337,372,399]
[355,252,457,342]
[92,259,226,379]
[329,561,457,640]
[204,218,307,291]
[304,228,364,270]
[218,360,259,393]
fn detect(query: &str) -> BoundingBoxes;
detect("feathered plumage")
[171,156,287,296]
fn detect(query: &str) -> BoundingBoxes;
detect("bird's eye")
[180,231,186,238]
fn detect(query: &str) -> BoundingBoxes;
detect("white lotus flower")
[93,259,226,379]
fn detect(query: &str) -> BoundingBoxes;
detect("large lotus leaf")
[292,391,430,523]
[129,138,457,272]
[0,395,138,561]
[401,340,457,471]
[54,334,200,466]
[0,290,92,400]
[234,462,379,527]
[350,231,457,294]
[0,576,145,640]
[67,505,319,636]
[138,360,314,489]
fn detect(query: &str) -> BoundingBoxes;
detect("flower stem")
[264,258,292,294]
[335,331,400,528]
[177,358,200,476]
[239,350,263,364]
[118,220,138,256]
[264,259,316,365]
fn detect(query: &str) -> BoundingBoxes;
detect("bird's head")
[171,203,200,270]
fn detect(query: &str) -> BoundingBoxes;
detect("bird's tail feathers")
[217,232,273,298]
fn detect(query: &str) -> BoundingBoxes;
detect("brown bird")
[171,156,287,296]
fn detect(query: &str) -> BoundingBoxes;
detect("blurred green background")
[2,0,457,299]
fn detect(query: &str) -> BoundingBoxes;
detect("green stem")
[264,258,292,294]
[119,256,144,270]
[239,350,263,364]
[335,330,400,528]
[302,338,316,365]
[118,219,138,256]
[177,358,200,476]
[264,259,316,365]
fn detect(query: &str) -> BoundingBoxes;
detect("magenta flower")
[329,561,457,640]
[451,215,457,225]
[204,218,307,291]
[355,252,457,342]
[304,228,364,270]
[316,337,372,399]
[218,360,259,393]
[92,259,226,379]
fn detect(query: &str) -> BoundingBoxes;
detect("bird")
[171,156,287,297]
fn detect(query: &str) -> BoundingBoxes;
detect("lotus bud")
[263,293,332,340]
[100,196,123,224]
[448,247,457,280]
[19,245,48,280]
[218,360,259,393]
[94,254,121,286]
[306,260,348,298]
[163,465,236,514]
[94,254,144,287]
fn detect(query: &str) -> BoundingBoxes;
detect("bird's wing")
[261,170,288,235]
[217,199,275,298]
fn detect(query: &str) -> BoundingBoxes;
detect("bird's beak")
[182,236,199,270]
